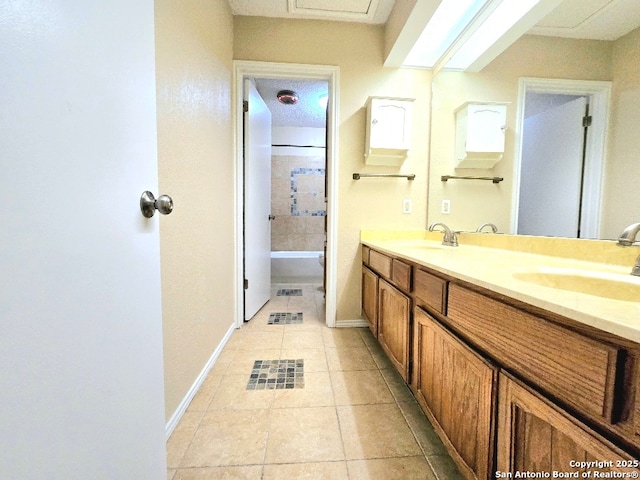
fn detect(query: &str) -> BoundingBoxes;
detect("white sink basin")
[513,267,640,302]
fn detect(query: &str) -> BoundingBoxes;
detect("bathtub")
[271,251,324,283]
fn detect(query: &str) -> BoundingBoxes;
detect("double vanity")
[361,229,640,480]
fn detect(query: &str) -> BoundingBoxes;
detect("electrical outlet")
[402,199,412,214]
[441,199,451,215]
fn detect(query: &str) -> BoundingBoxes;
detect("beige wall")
[383,0,418,60]
[603,27,640,238]
[155,0,235,420]
[428,35,613,233]
[234,17,432,321]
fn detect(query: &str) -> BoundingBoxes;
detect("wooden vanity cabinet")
[378,278,411,381]
[360,244,640,477]
[361,247,412,381]
[497,372,634,475]
[414,307,497,480]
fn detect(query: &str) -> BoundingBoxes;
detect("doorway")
[233,61,339,329]
[254,78,328,285]
[512,78,611,238]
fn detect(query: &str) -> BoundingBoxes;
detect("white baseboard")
[165,322,236,439]
[335,318,368,328]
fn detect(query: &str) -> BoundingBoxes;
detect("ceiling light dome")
[277,90,298,105]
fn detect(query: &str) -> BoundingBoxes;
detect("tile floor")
[166,282,463,480]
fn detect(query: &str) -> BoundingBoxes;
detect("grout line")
[169,282,459,478]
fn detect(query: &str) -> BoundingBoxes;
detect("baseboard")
[165,322,236,439]
[335,318,368,328]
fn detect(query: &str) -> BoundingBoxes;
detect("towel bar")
[353,173,415,180]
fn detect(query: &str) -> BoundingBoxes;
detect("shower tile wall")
[271,155,326,251]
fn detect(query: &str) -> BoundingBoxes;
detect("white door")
[0,2,166,479]
[517,97,587,237]
[244,80,272,321]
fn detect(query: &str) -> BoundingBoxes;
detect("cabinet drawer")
[447,284,622,423]
[361,245,370,265]
[392,259,412,292]
[414,268,448,315]
[369,250,392,279]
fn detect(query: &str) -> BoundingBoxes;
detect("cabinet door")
[497,373,635,477]
[362,266,378,336]
[369,99,411,150]
[378,279,411,381]
[414,307,497,480]
[465,104,507,153]
[636,388,640,443]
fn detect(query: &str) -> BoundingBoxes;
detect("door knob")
[140,191,174,218]
[268,214,276,221]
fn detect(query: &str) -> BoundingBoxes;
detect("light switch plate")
[402,199,412,214]
[441,199,451,215]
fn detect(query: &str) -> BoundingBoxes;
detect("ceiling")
[529,0,640,41]
[228,0,395,24]
[235,0,640,127]
[254,78,328,128]
[229,0,640,39]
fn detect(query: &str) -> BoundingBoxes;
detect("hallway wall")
[155,0,235,421]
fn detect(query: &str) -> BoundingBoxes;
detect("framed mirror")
[427,9,640,240]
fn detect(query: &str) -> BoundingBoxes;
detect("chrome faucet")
[476,223,498,233]
[429,222,458,246]
[617,222,640,246]
[616,222,640,276]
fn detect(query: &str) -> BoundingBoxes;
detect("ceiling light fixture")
[277,90,298,105]
[403,0,488,68]
[444,0,543,71]
[400,0,563,72]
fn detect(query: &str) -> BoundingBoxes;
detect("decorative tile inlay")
[290,167,326,217]
[277,288,303,296]
[246,359,305,390]
[268,312,303,325]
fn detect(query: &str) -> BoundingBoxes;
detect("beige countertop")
[361,230,640,343]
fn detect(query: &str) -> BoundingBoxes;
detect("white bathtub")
[271,251,324,283]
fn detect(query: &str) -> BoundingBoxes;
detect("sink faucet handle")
[632,255,640,277]
[476,223,498,233]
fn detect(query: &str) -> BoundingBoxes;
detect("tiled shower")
[270,127,326,282]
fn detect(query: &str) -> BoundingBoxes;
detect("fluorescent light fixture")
[445,0,540,70]
[403,0,488,68]
[318,94,328,110]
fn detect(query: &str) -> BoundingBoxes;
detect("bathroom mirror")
[427,23,640,240]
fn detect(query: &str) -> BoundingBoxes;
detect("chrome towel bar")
[441,175,503,184]
[353,173,415,180]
